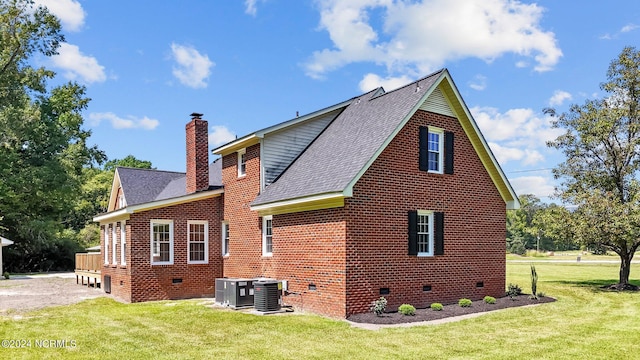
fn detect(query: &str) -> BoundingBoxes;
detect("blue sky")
[35,0,640,202]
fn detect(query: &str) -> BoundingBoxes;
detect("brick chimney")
[186,113,209,193]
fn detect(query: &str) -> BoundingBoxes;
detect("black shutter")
[444,131,454,174]
[419,126,429,171]
[434,212,444,255]
[408,210,418,255]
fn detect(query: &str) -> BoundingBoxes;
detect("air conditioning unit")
[254,280,282,312]
[215,278,255,309]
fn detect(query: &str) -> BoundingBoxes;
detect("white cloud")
[170,43,214,89]
[548,90,572,106]
[305,0,562,80]
[509,175,556,199]
[35,0,85,32]
[621,24,639,33]
[51,43,106,83]
[89,112,159,130]
[489,142,544,166]
[209,126,236,147]
[245,0,266,16]
[469,74,487,91]
[600,23,639,40]
[358,73,413,92]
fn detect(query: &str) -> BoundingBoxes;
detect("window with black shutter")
[408,210,444,256]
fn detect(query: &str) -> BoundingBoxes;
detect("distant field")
[1,262,640,359]
[506,250,622,261]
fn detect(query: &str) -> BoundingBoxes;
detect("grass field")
[1,262,640,359]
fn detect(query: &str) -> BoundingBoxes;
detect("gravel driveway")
[0,273,107,314]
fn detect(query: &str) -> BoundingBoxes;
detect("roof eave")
[93,188,224,223]
[250,192,345,216]
[212,134,260,156]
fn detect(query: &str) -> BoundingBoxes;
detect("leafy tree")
[103,155,153,172]
[0,0,104,272]
[548,46,640,288]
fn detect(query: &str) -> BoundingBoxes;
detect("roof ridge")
[369,68,446,100]
[116,167,186,175]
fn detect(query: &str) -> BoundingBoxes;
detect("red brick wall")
[100,221,132,301]
[186,118,209,193]
[101,196,223,302]
[343,110,506,315]
[220,144,263,277]
[268,210,347,318]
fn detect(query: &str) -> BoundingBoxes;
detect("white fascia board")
[212,134,260,155]
[250,192,345,212]
[93,189,224,223]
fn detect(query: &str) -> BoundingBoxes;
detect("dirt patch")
[347,295,556,325]
[0,273,106,315]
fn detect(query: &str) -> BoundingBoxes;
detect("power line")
[507,168,555,174]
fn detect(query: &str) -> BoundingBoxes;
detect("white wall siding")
[419,87,456,117]
[262,109,340,186]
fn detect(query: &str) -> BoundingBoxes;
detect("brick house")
[94,69,519,318]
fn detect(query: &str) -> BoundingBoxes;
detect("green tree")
[507,194,543,251]
[548,46,640,288]
[0,0,104,272]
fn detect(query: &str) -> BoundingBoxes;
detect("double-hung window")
[112,223,117,265]
[120,221,126,266]
[104,225,109,265]
[417,211,434,256]
[222,221,230,256]
[408,210,444,257]
[151,220,173,265]
[419,126,453,174]
[262,216,273,256]
[237,149,246,177]
[427,130,443,172]
[188,220,208,264]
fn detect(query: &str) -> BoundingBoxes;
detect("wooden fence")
[75,253,101,288]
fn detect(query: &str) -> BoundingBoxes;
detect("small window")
[262,215,273,256]
[120,221,126,266]
[237,149,246,177]
[222,221,230,256]
[151,220,173,265]
[417,211,434,256]
[188,221,208,264]
[428,129,444,173]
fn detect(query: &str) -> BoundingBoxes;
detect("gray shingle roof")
[118,158,223,206]
[252,70,442,206]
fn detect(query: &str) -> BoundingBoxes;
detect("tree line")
[0,1,152,272]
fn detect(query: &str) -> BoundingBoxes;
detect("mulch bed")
[347,295,556,325]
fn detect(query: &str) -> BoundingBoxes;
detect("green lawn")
[2,263,640,359]
[506,250,622,261]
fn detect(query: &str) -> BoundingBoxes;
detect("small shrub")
[458,298,472,307]
[430,303,443,311]
[2,272,9,280]
[370,297,387,316]
[483,296,496,304]
[398,304,416,316]
[537,291,546,298]
[507,283,522,299]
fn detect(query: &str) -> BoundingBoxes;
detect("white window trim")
[120,220,126,266]
[417,210,434,257]
[150,219,174,265]
[262,215,273,257]
[187,220,209,264]
[237,148,246,178]
[428,127,444,174]
[104,225,109,265]
[222,221,230,256]
[112,223,117,265]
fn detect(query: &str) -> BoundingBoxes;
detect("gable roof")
[250,69,519,214]
[94,159,223,223]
